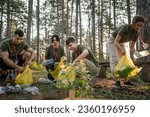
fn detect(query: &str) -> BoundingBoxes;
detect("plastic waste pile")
[0,84,39,95]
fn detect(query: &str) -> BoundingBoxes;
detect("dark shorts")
[0,54,25,70]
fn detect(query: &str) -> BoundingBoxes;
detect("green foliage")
[116,66,134,78]
[55,62,92,98]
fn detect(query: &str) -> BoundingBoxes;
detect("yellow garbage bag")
[49,57,65,79]
[15,65,33,85]
[114,54,142,78]
[37,64,45,70]
[31,61,38,69]
[57,65,76,85]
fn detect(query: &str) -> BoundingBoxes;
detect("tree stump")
[140,62,150,82]
[68,89,75,100]
[98,62,109,78]
[64,89,76,100]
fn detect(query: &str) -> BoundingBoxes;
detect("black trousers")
[0,54,24,70]
[0,55,25,81]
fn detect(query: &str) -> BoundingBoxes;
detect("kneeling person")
[0,29,36,81]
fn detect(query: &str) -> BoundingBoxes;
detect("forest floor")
[0,70,150,100]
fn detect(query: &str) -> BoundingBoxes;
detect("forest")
[0,0,150,99]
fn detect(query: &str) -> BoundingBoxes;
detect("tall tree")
[127,0,133,59]
[61,0,65,47]
[6,0,10,38]
[136,0,150,82]
[97,0,101,61]
[127,0,131,24]
[87,5,92,51]
[108,0,111,36]
[66,0,69,38]
[113,0,116,29]
[27,0,33,45]
[57,0,60,35]
[36,0,40,63]
[66,0,71,62]
[79,0,82,44]
[70,0,74,35]
[0,0,5,41]
[91,0,96,55]
[100,0,104,60]
[75,0,79,42]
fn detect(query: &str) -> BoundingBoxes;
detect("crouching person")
[0,29,36,81]
[65,36,99,77]
[44,34,66,82]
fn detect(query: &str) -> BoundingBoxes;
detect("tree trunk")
[113,0,116,29]
[0,0,4,41]
[56,0,59,23]
[27,0,33,45]
[98,0,101,62]
[100,0,104,61]
[136,0,150,82]
[92,0,96,55]
[36,0,40,63]
[69,89,75,100]
[127,0,131,24]
[6,0,10,38]
[88,8,92,51]
[61,0,64,47]
[66,0,71,62]
[79,0,82,44]
[75,0,79,41]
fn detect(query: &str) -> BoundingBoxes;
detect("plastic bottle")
[0,86,6,94]
[23,86,39,95]
[143,43,149,49]
[30,86,39,95]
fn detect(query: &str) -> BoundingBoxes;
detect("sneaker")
[115,81,122,88]
[124,81,135,86]
[47,73,54,81]
[53,80,56,84]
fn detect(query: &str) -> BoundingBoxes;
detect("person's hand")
[121,50,126,55]
[72,61,77,66]
[17,66,24,73]
[27,60,32,66]
[62,56,67,62]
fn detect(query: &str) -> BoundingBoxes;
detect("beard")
[11,40,19,46]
